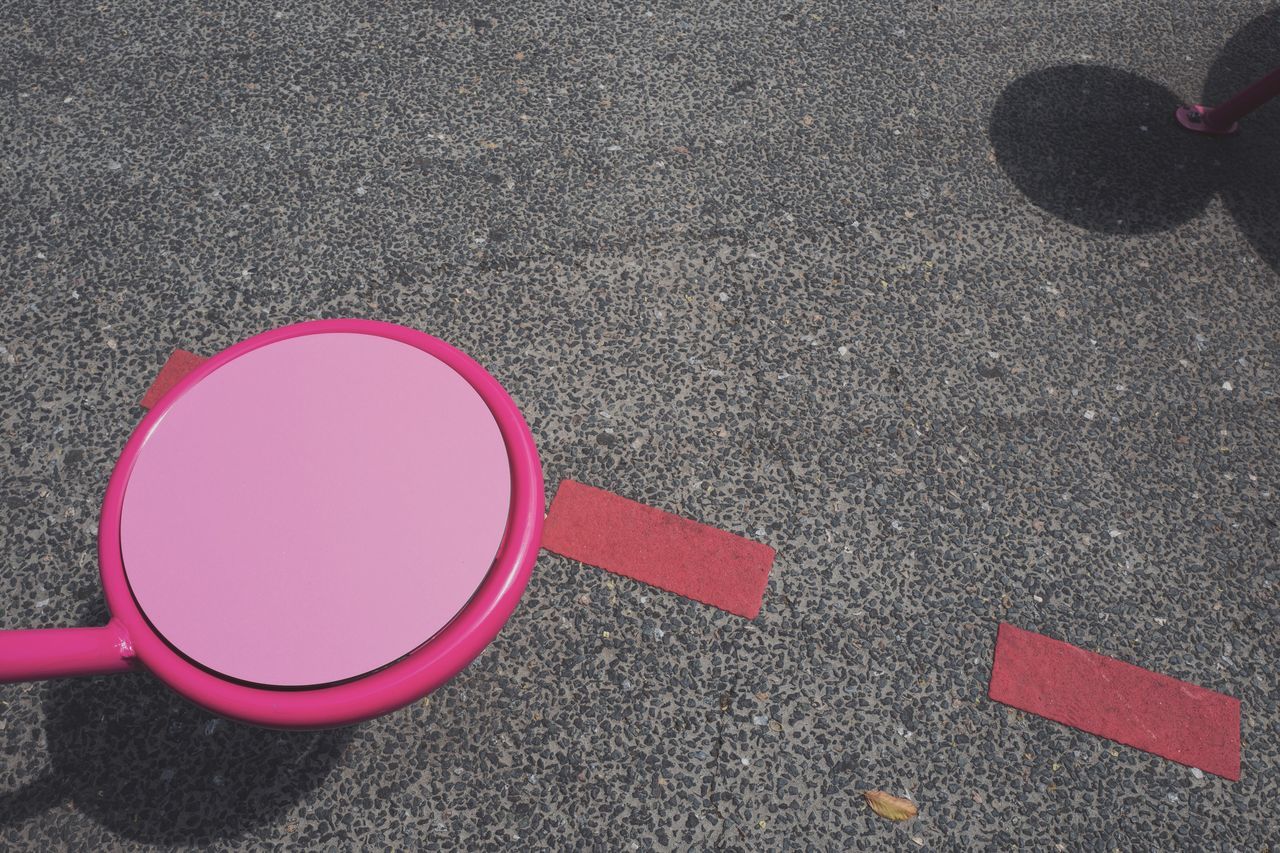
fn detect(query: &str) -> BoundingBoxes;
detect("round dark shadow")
[0,673,354,845]
[990,64,1214,233]
[1206,7,1280,272]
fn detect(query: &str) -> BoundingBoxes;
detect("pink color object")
[0,623,135,681]
[1177,64,1280,135]
[541,479,776,619]
[0,319,543,729]
[988,622,1241,780]
[139,349,208,408]
[120,332,512,687]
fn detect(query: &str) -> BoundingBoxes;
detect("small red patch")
[139,349,208,409]
[989,622,1241,780]
[541,480,776,619]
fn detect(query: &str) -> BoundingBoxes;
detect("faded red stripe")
[989,622,1241,780]
[139,349,208,409]
[541,480,776,619]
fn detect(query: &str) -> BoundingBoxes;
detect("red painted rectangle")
[139,349,207,409]
[541,480,776,619]
[989,622,1241,780]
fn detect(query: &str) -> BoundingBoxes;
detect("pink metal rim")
[118,332,513,687]
[98,319,544,729]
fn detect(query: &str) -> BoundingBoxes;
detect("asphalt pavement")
[2,1,1277,848]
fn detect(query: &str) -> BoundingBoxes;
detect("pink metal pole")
[1177,64,1280,135]
[0,619,136,682]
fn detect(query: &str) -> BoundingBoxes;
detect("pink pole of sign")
[0,620,135,680]
[1177,64,1280,135]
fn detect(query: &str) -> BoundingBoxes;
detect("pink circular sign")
[118,331,512,687]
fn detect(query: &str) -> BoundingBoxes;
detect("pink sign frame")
[0,319,544,729]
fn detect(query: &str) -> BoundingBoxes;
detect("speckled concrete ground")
[1,1,1278,849]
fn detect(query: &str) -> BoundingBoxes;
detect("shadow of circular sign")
[990,8,1280,271]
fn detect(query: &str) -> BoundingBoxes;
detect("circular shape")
[98,319,543,728]
[119,331,512,687]
[989,64,1213,234]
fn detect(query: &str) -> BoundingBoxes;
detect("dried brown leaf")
[864,790,918,822]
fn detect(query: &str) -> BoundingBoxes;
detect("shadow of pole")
[1,664,355,845]
[1208,7,1280,272]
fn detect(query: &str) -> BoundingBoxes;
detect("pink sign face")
[119,332,512,687]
